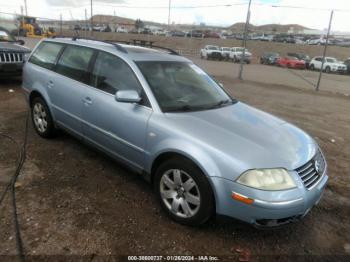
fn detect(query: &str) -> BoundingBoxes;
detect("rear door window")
[55,45,94,82]
[29,42,63,70]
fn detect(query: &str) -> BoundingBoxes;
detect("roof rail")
[50,36,128,54]
[114,39,179,55]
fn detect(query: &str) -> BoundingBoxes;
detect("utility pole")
[316,10,334,91]
[60,13,62,36]
[85,8,88,37]
[168,0,171,31]
[24,0,28,16]
[238,0,252,80]
[90,0,93,37]
[19,6,24,37]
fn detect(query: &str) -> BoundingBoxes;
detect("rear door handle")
[82,97,92,105]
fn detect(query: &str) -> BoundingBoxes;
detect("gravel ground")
[0,42,350,261]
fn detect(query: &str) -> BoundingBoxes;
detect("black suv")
[260,52,280,65]
[0,27,31,77]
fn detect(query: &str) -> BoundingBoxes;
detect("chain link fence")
[1,4,349,94]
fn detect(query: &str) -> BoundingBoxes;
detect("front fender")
[145,138,221,179]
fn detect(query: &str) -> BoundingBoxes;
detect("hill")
[228,23,310,33]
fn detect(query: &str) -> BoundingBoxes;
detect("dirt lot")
[0,40,350,261]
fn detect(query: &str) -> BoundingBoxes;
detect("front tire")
[154,157,215,226]
[310,64,315,70]
[31,97,56,138]
[325,66,331,73]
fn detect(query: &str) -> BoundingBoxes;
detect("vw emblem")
[315,160,320,173]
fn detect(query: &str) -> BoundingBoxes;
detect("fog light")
[232,192,253,205]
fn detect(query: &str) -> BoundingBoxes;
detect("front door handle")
[47,80,54,88]
[82,97,92,105]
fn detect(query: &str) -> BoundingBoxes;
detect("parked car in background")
[116,27,128,33]
[276,56,306,69]
[259,35,274,42]
[260,52,280,65]
[186,30,203,38]
[0,27,31,77]
[343,58,350,74]
[169,30,186,37]
[307,38,326,45]
[273,34,296,44]
[153,29,167,36]
[204,32,221,39]
[23,37,328,227]
[287,53,311,68]
[229,47,252,63]
[220,47,231,60]
[200,45,222,60]
[309,56,347,74]
[337,40,350,47]
[140,28,152,35]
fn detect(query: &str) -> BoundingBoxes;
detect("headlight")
[236,168,296,190]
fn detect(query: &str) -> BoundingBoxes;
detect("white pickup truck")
[229,47,252,63]
[220,47,231,60]
[309,56,347,74]
[200,45,222,60]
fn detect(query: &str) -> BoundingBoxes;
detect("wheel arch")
[150,150,218,212]
[29,90,44,107]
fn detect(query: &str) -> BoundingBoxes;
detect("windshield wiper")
[164,105,208,112]
[208,99,233,109]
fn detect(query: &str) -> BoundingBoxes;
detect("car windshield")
[236,48,248,52]
[137,61,235,112]
[222,48,230,51]
[0,30,15,42]
[266,53,279,57]
[208,46,219,50]
[326,58,336,63]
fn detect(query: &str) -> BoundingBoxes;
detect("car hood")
[0,42,31,53]
[165,102,317,172]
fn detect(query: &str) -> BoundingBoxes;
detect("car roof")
[43,38,190,63]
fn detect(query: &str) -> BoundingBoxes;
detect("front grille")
[295,151,325,190]
[0,52,24,63]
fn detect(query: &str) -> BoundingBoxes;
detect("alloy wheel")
[33,102,48,133]
[160,169,200,218]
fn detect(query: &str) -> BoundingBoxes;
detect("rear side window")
[91,51,142,95]
[29,42,63,70]
[55,45,94,82]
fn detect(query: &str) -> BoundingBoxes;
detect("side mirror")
[16,39,25,45]
[115,90,141,103]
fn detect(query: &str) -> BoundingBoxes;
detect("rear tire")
[31,97,57,138]
[154,157,215,226]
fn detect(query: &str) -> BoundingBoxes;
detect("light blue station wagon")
[22,37,328,227]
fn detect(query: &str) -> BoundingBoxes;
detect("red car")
[276,56,306,69]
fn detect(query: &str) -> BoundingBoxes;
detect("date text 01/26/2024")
[127,255,219,261]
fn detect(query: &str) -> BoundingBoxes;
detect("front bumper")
[210,170,328,227]
[332,68,347,73]
[0,63,24,77]
[208,52,222,59]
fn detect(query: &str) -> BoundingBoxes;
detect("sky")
[0,0,349,32]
